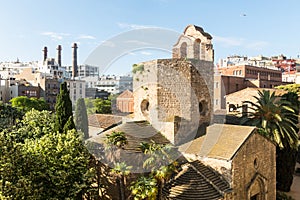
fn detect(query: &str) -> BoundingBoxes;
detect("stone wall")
[231,133,276,200]
[133,58,214,144]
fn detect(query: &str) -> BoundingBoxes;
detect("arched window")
[180,42,187,58]
[140,99,150,117]
[193,39,201,59]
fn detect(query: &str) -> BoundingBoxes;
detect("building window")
[80,90,82,94]
[215,99,219,105]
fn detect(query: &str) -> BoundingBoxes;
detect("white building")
[96,75,133,94]
[66,79,86,107]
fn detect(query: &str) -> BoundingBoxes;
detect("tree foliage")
[276,84,300,95]
[84,98,112,114]
[54,82,74,133]
[0,102,22,131]
[241,90,300,192]
[10,96,49,112]
[75,98,89,139]
[105,131,128,149]
[130,176,157,200]
[241,90,299,149]
[8,109,55,142]
[95,98,112,114]
[0,109,94,199]
[111,162,132,200]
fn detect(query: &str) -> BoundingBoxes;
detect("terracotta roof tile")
[179,124,255,160]
[88,114,122,129]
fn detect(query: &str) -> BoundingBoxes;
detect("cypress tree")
[63,116,76,134]
[54,82,74,133]
[75,98,89,139]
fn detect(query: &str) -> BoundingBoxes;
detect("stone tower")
[133,25,214,144]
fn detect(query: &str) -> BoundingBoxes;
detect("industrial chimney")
[43,46,48,62]
[72,43,78,79]
[57,45,62,67]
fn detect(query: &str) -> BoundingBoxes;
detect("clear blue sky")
[1,0,300,75]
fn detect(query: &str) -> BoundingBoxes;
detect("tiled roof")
[88,121,173,172]
[226,87,287,98]
[162,160,230,200]
[116,89,133,99]
[88,114,122,129]
[179,124,255,160]
[90,121,170,151]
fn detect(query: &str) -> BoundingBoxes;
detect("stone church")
[91,25,276,200]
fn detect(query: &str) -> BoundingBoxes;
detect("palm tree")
[242,90,298,149]
[140,141,178,199]
[130,176,157,200]
[105,131,128,149]
[241,90,299,191]
[111,162,132,200]
[104,131,128,164]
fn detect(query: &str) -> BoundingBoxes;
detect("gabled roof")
[179,124,256,160]
[90,120,170,151]
[226,87,287,98]
[117,89,133,99]
[162,160,230,200]
[88,114,122,129]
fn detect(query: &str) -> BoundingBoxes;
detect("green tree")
[111,162,132,200]
[130,176,157,200]
[84,98,97,114]
[276,84,300,95]
[140,141,177,199]
[63,115,76,134]
[241,90,299,192]
[10,96,49,112]
[75,98,89,139]
[0,110,94,199]
[105,131,128,149]
[0,102,22,131]
[54,82,73,133]
[95,98,112,114]
[8,109,55,142]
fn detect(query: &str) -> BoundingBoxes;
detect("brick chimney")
[57,45,62,67]
[43,46,48,62]
[72,43,78,79]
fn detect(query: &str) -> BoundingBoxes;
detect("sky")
[0,0,300,75]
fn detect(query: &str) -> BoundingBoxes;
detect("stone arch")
[180,42,187,58]
[140,99,150,118]
[193,39,201,59]
[247,174,267,200]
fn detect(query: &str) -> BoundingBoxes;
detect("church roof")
[88,114,122,129]
[90,120,170,151]
[117,89,133,99]
[162,160,231,200]
[179,124,256,160]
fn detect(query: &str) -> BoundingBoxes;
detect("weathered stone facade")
[231,133,276,200]
[133,58,213,144]
[133,25,214,144]
[177,124,276,200]
[172,24,214,61]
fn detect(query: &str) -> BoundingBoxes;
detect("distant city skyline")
[1,0,300,75]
